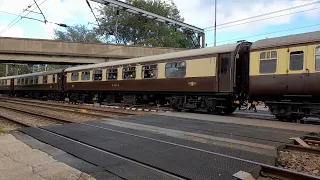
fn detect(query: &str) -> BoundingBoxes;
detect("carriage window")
[165,62,186,78]
[260,60,277,73]
[260,52,266,59]
[316,46,320,71]
[123,67,136,79]
[142,64,157,79]
[51,75,55,83]
[21,78,25,85]
[81,71,91,80]
[220,57,229,74]
[29,77,34,84]
[17,79,20,85]
[259,50,277,74]
[71,72,79,81]
[34,77,38,84]
[93,70,102,81]
[107,69,118,80]
[43,76,48,84]
[290,51,304,71]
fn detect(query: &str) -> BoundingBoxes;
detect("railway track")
[0,97,141,131]
[0,97,319,180]
[2,96,320,126]
[79,122,320,180]
[0,106,68,127]
[0,97,140,116]
[1,99,125,119]
[0,98,137,124]
[281,135,320,155]
[22,121,320,180]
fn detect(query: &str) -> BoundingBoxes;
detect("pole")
[202,33,205,48]
[5,64,8,77]
[115,17,118,43]
[214,0,217,46]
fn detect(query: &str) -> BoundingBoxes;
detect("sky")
[0,0,320,47]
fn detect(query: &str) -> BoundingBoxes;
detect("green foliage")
[0,124,4,133]
[0,64,33,77]
[96,0,194,48]
[53,24,101,43]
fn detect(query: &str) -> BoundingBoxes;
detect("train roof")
[0,76,13,80]
[0,69,63,80]
[65,42,242,72]
[251,30,320,50]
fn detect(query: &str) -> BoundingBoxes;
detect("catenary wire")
[205,23,320,45]
[205,6,320,32]
[0,0,40,35]
[203,0,320,30]
[0,0,48,36]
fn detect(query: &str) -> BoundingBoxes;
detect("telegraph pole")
[214,0,217,46]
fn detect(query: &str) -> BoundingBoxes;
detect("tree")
[0,64,33,77]
[96,0,195,48]
[53,24,101,43]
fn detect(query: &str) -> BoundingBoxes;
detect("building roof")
[65,42,241,72]
[251,30,320,50]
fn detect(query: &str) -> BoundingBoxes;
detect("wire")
[0,10,19,16]
[207,23,320,45]
[0,0,48,36]
[204,0,320,30]
[0,10,67,27]
[205,6,320,32]
[34,0,48,23]
[86,0,100,27]
[0,0,41,35]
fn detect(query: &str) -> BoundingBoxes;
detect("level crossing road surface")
[21,113,317,180]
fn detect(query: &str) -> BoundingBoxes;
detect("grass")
[0,124,5,133]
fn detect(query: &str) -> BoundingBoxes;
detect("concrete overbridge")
[0,37,184,64]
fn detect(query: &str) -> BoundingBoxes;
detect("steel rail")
[0,104,71,124]
[81,122,320,180]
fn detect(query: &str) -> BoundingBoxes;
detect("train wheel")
[222,107,237,115]
[171,97,183,112]
[275,115,286,122]
[288,115,304,123]
[207,108,223,115]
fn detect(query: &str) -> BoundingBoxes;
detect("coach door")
[217,53,232,92]
[286,47,307,94]
[57,73,64,91]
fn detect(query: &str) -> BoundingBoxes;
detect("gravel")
[277,150,320,177]
[0,107,59,127]
[3,97,148,115]
[0,102,102,123]
[0,117,23,131]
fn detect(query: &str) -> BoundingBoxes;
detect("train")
[1,30,320,121]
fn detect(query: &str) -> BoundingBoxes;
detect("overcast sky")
[0,0,319,47]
